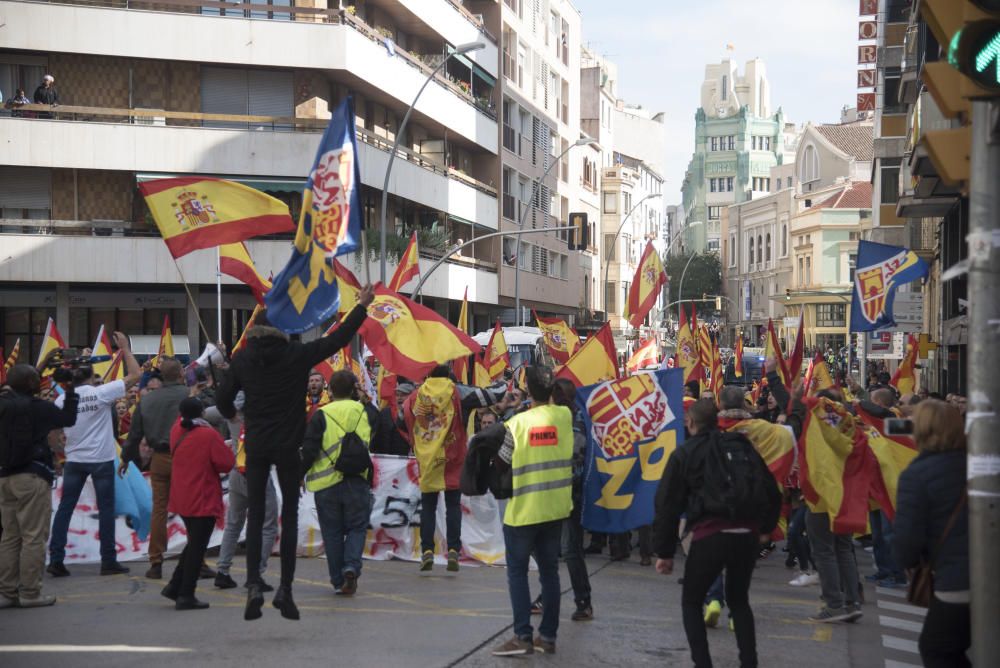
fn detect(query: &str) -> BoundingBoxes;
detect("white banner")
[55,455,507,566]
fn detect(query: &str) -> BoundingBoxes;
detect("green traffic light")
[976,33,1000,84]
[949,21,1000,91]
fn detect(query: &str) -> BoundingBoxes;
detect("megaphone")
[194,343,226,368]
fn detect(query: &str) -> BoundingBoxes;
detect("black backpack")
[0,391,36,471]
[327,410,372,478]
[697,431,773,524]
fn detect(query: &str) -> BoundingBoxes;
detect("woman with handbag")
[893,399,970,667]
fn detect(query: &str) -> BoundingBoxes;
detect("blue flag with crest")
[577,370,684,534]
[264,97,363,333]
[850,240,929,332]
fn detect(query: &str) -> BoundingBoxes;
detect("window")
[623,192,632,214]
[708,206,721,220]
[883,68,904,114]
[798,257,804,286]
[727,136,735,150]
[880,158,901,204]
[604,234,616,261]
[816,304,847,327]
[707,239,720,251]
[800,144,819,183]
[781,224,788,256]
[787,176,793,188]
[765,233,771,262]
[721,75,728,101]
[502,167,516,220]
[849,231,859,241]
[726,176,734,192]
[749,236,755,265]
[729,233,737,267]
[711,137,718,151]
[756,235,763,265]
[805,256,812,285]
[201,66,293,130]
[751,136,757,150]
[709,178,717,193]
[849,253,858,284]
[603,192,617,213]
[605,282,617,314]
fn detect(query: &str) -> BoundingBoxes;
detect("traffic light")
[715,297,722,310]
[949,8,1000,92]
[568,212,589,251]
[785,289,792,301]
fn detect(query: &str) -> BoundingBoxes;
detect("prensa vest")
[503,404,574,527]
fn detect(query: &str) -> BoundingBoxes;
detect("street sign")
[866,330,906,359]
[783,317,799,329]
[892,292,924,332]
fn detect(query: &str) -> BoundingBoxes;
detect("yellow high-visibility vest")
[503,404,574,527]
[304,400,371,493]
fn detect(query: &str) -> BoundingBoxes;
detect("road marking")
[0,645,190,653]
[882,635,920,654]
[876,599,927,618]
[879,615,923,634]
[885,660,922,668]
[811,626,832,642]
[875,586,907,599]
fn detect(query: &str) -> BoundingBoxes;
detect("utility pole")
[968,98,1000,666]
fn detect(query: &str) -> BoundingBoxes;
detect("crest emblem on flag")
[857,265,888,324]
[851,240,929,332]
[370,297,405,328]
[544,331,566,352]
[679,340,697,364]
[586,374,672,459]
[310,146,356,256]
[172,190,220,229]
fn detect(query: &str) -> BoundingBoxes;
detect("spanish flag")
[453,287,470,384]
[890,334,919,396]
[102,351,125,383]
[232,304,262,356]
[139,178,293,259]
[2,338,21,384]
[151,315,174,369]
[534,311,581,364]
[765,319,791,387]
[785,313,804,381]
[719,416,796,484]
[804,352,834,396]
[388,231,420,293]
[359,284,480,381]
[36,318,66,369]
[219,242,272,305]
[334,259,363,316]
[624,240,666,328]
[90,325,115,378]
[626,337,659,374]
[473,354,492,387]
[377,366,397,415]
[484,320,510,380]
[698,324,713,392]
[676,306,703,384]
[855,403,918,520]
[555,322,618,387]
[734,335,743,378]
[314,321,353,382]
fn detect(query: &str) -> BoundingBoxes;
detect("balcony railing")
[2,104,498,197]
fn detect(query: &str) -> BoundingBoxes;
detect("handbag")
[906,490,966,608]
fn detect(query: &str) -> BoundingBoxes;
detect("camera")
[884,418,914,436]
[45,348,109,385]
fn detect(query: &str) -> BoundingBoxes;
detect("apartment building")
[0,0,503,359]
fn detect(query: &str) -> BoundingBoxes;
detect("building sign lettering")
[858,44,877,65]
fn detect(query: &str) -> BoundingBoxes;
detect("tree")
[665,252,722,305]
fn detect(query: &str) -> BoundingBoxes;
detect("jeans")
[706,573,725,606]
[0,473,52,600]
[148,452,171,565]
[787,505,814,572]
[216,469,278,576]
[315,478,372,589]
[504,520,562,642]
[870,510,903,581]
[49,461,117,565]
[561,503,591,606]
[806,510,860,610]
[681,532,759,668]
[420,490,462,553]
[167,516,215,599]
[244,450,301,588]
[919,597,971,667]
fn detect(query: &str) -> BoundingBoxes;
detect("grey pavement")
[1,548,893,668]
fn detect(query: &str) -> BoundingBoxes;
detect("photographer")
[1,365,79,608]
[48,333,140,578]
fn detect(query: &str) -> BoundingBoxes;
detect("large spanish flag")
[890,334,919,396]
[36,318,66,369]
[453,287,470,384]
[150,315,174,369]
[484,320,510,380]
[359,284,480,381]
[534,311,581,365]
[219,242,272,305]
[855,402,918,520]
[388,231,420,293]
[139,178,294,259]
[90,325,115,378]
[626,337,659,374]
[555,322,618,387]
[676,306,703,384]
[765,319,791,387]
[624,241,666,328]
[720,416,796,484]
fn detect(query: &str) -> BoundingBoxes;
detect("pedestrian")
[371,379,413,456]
[301,370,373,596]
[403,365,505,573]
[48,333,140,578]
[215,285,373,622]
[893,399,970,667]
[119,357,195,580]
[32,75,59,105]
[490,366,573,656]
[0,365,79,608]
[653,398,782,668]
[159,398,234,611]
[305,370,330,420]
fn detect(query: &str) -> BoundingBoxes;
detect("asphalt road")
[0,546,912,668]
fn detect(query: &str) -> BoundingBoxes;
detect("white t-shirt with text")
[55,380,126,464]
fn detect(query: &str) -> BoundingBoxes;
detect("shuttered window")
[248,70,293,130]
[0,167,51,218]
[201,67,293,130]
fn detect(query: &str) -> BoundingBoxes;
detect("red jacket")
[168,419,234,519]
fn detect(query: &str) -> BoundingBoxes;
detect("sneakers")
[530,597,543,615]
[18,595,56,608]
[785,555,798,569]
[491,636,534,656]
[46,562,70,578]
[420,550,434,572]
[571,602,593,621]
[532,636,556,654]
[100,562,130,576]
[447,549,460,572]
[704,599,722,628]
[758,542,776,560]
[789,571,820,587]
[145,563,162,580]
[844,604,864,623]
[340,571,358,596]
[809,606,854,623]
[215,572,238,589]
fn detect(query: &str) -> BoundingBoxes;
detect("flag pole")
[216,246,223,345]
[170,257,213,347]
[360,231,372,285]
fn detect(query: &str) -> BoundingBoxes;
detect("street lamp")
[378,40,486,283]
[512,135,596,326]
[601,192,662,321]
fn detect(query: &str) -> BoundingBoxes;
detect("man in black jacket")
[0,365,78,608]
[653,399,781,668]
[216,286,373,622]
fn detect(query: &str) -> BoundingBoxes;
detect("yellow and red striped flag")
[36,318,66,369]
[676,306,703,384]
[698,324,713,393]
[765,319,791,387]
[359,284,480,381]
[534,311,581,364]
[90,325,115,378]
[484,320,510,381]
[710,338,724,399]
[219,242,272,305]
[388,231,420,293]
[232,304,262,356]
[734,335,744,378]
[785,313,805,381]
[1,338,21,383]
[555,322,618,387]
[150,315,174,369]
[102,351,125,383]
[626,337,659,374]
[453,287,470,384]
[890,334,919,396]
[139,177,294,258]
[624,241,667,328]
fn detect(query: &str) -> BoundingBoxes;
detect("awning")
[896,194,958,218]
[136,173,305,193]
[446,47,497,88]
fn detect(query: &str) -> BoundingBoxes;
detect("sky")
[571,0,860,204]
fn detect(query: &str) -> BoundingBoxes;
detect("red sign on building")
[857,93,876,112]
[858,44,877,64]
[859,20,877,40]
[857,69,876,88]
[859,0,878,16]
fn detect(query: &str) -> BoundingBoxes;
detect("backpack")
[0,391,36,471]
[327,410,372,478]
[697,431,772,524]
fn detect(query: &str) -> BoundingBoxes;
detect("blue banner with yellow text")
[264,96,364,333]
[577,370,684,533]
[851,240,928,332]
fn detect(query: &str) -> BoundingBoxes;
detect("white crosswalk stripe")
[875,586,907,599]
[879,615,924,634]
[876,599,927,617]
[884,660,921,668]
[873,583,925,667]
[882,635,920,654]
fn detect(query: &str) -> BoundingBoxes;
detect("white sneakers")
[789,572,820,587]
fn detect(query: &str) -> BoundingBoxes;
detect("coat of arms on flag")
[850,240,929,332]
